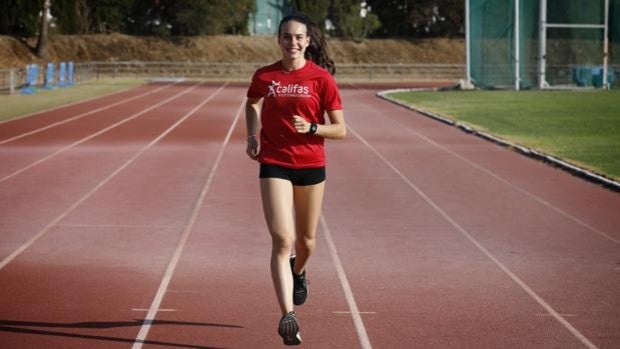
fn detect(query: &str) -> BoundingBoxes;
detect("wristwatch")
[308,123,318,134]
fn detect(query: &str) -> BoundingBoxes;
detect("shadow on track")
[0,319,243,349]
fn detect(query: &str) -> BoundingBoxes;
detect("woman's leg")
[260,178,295,315]
[292,181,325,274]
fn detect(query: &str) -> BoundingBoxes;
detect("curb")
[376,88,620,192]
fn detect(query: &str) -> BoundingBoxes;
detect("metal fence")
[0,63,97,95]
[0,68,22,95]
[1,62,465,94]
[89,61,465,81]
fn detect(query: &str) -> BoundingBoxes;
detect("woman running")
[245,13,346,346]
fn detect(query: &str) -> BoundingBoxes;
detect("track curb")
[376,88,620,192]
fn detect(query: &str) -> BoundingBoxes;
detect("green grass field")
[0,79,145,122]
[388,89,620,181]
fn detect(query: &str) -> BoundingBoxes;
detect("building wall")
[248,0,293,35]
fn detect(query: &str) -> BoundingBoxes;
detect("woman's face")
[278,20,310,61]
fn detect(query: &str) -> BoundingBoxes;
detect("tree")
[339,2,380,41]
[87,0,133,33]
[35,0,50,58]
[408,0,463,37]
[367,0,413,38]
[167,0,210,35]
[329,0,380,40]
[51,0,90,34]
[128,0,255,36]
[0,0,42,37]
[367,0,464,38]
[200,0,255,35]
[128,0,172,36]
[292,0,330,30]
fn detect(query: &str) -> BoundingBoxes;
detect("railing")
[0,68,23,95]
[0,63,97,95]
[337,63,465,81]
[1,62,465,94]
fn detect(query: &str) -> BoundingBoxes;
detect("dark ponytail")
[278,13,336,76]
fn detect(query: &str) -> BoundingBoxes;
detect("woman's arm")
[292,109,346,140]
[245,97,262,160]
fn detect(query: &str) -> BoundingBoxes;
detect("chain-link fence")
[468,0,620,89]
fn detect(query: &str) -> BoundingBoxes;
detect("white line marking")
[56,223,183,229]
[132,309,176,312]
[132,97,243,349]
[0,82,200,183]
[0,82,227,272]
[0,82,176,145]
[332,311,376,315]
[357,94,619,245]
[347,125,598,349]
[321,214,372,349]
[536,313,577,317]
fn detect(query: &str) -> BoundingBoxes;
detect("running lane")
[2,82,618,348]
[0,83,170,141]
[0,82,214,263]
[142,89,362,348]
[0,82,180,180]
[318,87,619,348]
[0,84,242,348]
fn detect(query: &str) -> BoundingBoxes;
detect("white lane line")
[321,214,373,349]
[332,311,376,315]
[0,82,176,145]
[0,82,227,272]
[56,223,183,229]
[347,125,598,349]
[0,82,200,183]
[0,82,150,125]
[355,94,619,245]
[131,99,243,349]
[132,309,176,312]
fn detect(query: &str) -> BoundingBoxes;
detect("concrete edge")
[376,88,620,192]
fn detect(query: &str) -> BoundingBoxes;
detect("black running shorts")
[259,163,326,186]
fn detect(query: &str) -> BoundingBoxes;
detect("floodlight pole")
[538,0,548,89]
[515,0,520,90]
[465,0,472,87]
[603,0,609,89]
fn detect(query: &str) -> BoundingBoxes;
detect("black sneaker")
[278,311,302,345]
[290,256,308,306]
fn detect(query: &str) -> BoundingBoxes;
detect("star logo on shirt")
[267,80,281,97]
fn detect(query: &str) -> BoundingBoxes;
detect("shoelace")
[294,274,307,287]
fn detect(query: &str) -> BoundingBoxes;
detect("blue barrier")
[21,64,39,94]
[58,61,75,87]
[43,63,55,89]
[67,62,75,86]
[58,62,67,87]
[20,62,77,94]
[572,65,616,88]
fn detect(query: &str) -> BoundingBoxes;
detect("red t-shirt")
[246,60,342,169]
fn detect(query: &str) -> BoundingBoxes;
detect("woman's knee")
[295,236,316,254]
[270,230,294,251]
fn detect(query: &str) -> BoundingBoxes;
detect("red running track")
[0,81,618,348]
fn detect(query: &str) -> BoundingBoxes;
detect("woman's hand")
[291,111,346,139]
[292,115,311,134]
[245,97,261,161]
[246,135,259,161]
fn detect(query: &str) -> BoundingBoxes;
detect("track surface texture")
[1,81,618,349]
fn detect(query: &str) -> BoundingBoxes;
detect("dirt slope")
[0,33,464,69]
